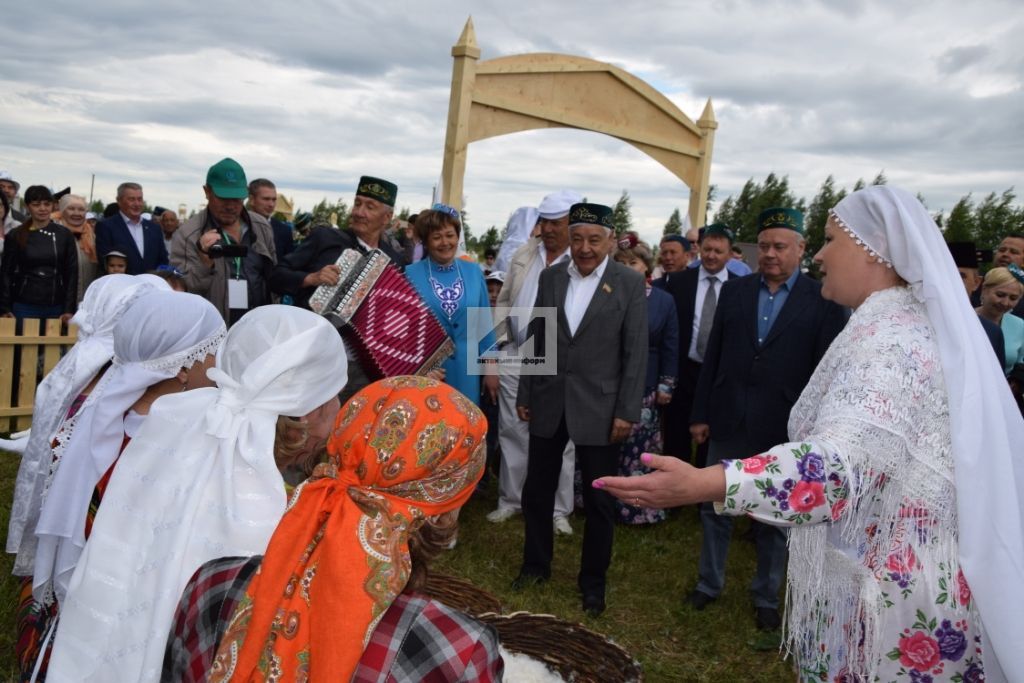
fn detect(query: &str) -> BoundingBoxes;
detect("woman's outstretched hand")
[593,453,726,509]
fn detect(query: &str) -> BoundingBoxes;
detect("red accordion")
[309,249,454,379]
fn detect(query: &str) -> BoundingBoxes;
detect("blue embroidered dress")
[405,258,494,406]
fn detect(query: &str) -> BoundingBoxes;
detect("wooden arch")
[440,18,718,228]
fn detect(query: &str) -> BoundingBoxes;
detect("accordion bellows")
[310,249,455,379]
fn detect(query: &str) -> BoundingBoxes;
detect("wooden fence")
[0,318,78,433]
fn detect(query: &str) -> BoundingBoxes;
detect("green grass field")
[0,453,794,682]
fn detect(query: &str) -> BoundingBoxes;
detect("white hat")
[0,170,20,192]
[537,190,583,219]
[141,212,153,222]
[485,270,506,284]
[85,212,97,221]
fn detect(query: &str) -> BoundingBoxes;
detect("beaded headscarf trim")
[829,209,894,269]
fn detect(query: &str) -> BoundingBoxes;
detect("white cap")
[0,170,19,191]
[537,190,583,220]
[85,211,97,220]
[141,212,152,221]
[485,270,506,284]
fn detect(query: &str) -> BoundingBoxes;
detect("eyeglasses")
[431,203,461,220]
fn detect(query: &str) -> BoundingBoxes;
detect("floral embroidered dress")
[718,287,984,682]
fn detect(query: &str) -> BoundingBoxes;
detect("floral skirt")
[615,390,667,525]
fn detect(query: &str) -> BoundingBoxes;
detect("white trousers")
[496,364,575,516]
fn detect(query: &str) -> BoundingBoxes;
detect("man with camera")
[171,158,277,325]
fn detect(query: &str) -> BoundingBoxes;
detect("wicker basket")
[478,611,643,683]
[423,573,503,616]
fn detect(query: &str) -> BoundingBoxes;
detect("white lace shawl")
[785,286,960,677]
[7,274,169,576]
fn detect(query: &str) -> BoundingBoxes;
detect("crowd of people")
[1,161,1022,681]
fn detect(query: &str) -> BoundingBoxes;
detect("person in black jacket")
[269,176,407,403]
[0,185,78,322]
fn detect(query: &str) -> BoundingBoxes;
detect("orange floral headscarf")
[210,376,486,682]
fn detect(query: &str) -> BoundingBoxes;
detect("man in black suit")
[270,176,407,402]
[513,202,648,617]
[94,182,168,274]
[687,208,848,632]
[247,178,295,260]
[660,224,734,465]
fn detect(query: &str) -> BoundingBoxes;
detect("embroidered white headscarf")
[49,305,348,683]
[6,274,170,576]
[832,185,1024,683]
[32,290,226,605]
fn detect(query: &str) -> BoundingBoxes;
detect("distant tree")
[663,207,683,236]
[871,171,888,186]
[943,195,975,242]
[612,190,633,236]
[852,178,867,192]
[460,209,476,252]
[396,207,411,221]
[89,199,105,214]
[714,172,803,242]
[308,198,350,228]
[478,226,500,255]
[805,175,848,256]
[973,188,1019,248]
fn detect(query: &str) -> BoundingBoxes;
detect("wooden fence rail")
[0,318,78,433]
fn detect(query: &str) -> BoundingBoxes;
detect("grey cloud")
[936,45,991,75]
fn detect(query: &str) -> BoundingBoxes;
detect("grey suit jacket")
[516,259,648,446]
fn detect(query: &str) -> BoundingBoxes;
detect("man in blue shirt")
[688,208,848,635]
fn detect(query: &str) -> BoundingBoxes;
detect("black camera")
[207,242,249,258]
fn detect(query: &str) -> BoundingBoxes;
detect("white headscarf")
[832,185,1024,683]
[6,274,170,576]
[495,205,539,272]
[49,305,348,683]
[32,290,226,605]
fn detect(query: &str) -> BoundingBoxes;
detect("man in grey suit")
[514,203,648,617]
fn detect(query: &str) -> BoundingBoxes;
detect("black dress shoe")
[755,606,781,631]
[687,589,717,610]
[511,573,547,591]
[582,593,606,617]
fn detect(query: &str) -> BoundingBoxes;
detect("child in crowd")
[104,250,128,274]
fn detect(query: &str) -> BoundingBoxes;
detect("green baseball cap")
[206,158,248,199]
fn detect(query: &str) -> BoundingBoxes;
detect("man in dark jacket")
[247,178,295,260]
[94,182,168,274]
[270,176,406,402]
[688,208,848,632]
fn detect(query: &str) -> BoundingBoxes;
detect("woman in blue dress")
[404,204,498,406]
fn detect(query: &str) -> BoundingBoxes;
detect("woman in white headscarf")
[7,274,169,576]
[47,305,348,683]
[596,186,1024,682]
[32,290,226,609]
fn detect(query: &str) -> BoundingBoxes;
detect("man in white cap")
[490,190,581,535]
[0,170,25,223]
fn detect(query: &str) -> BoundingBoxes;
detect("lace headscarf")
[49,305,348,683]
[6,274,170,575]
[210,376,487,683]
[32,290,226,605]
[831,185,1024,682]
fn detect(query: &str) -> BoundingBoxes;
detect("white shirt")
[565,255,609,336]
[688,266,728,362]
[512,242,570,345]
[120,212,145,257]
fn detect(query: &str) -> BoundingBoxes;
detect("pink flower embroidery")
[740,455,768,475]
[898,631,941,670]
[789,480,825,513]
[957,569,971,607]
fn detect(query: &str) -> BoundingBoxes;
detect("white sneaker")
[486,507,518,523]
[554,516,573,536]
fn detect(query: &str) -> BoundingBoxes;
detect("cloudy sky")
[2,0,1021,245]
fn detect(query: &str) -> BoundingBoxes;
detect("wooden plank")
[0,317,15,432]
[0,335,75,345]
[16,319,40,431]
[43,318,63,378]
[0,406,32,418]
